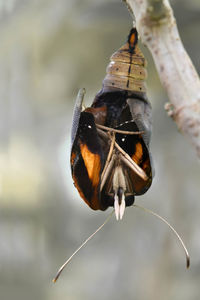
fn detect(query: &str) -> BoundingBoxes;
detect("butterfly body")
[70,28,153,219]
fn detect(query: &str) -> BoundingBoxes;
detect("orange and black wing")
[115,116,152,196]
[71,111,108,211]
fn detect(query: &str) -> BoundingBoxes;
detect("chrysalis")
[71,28,154,220]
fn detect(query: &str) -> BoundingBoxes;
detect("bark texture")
[123,0,200,157]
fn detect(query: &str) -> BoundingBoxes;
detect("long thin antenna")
[115,142,148,181]
[101,133,116,184]
[52,210,114,283]
[96,123,144,135]
[133,204,190,268]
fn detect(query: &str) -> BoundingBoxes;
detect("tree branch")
[123,0,200,158]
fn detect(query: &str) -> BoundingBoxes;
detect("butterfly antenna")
[133,204,190,268]
[52,209,114,283]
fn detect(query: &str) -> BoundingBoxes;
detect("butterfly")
[70,28,154,220]
[53,29,189,284]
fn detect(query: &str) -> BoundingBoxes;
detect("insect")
[53,28,189,283]
[70,28,154,220]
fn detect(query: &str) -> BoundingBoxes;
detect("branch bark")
[123,0,200,158]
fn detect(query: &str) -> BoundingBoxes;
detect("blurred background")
[0,0,200,299]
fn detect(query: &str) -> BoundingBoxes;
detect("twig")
[123,0,200,158]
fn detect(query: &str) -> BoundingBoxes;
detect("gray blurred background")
[0,0,200,299]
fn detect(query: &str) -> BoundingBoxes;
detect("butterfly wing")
[71,110,109,211]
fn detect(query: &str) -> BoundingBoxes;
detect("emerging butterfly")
[71,28,153,220]
[52,28,190,283]
[70,28,154,220]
